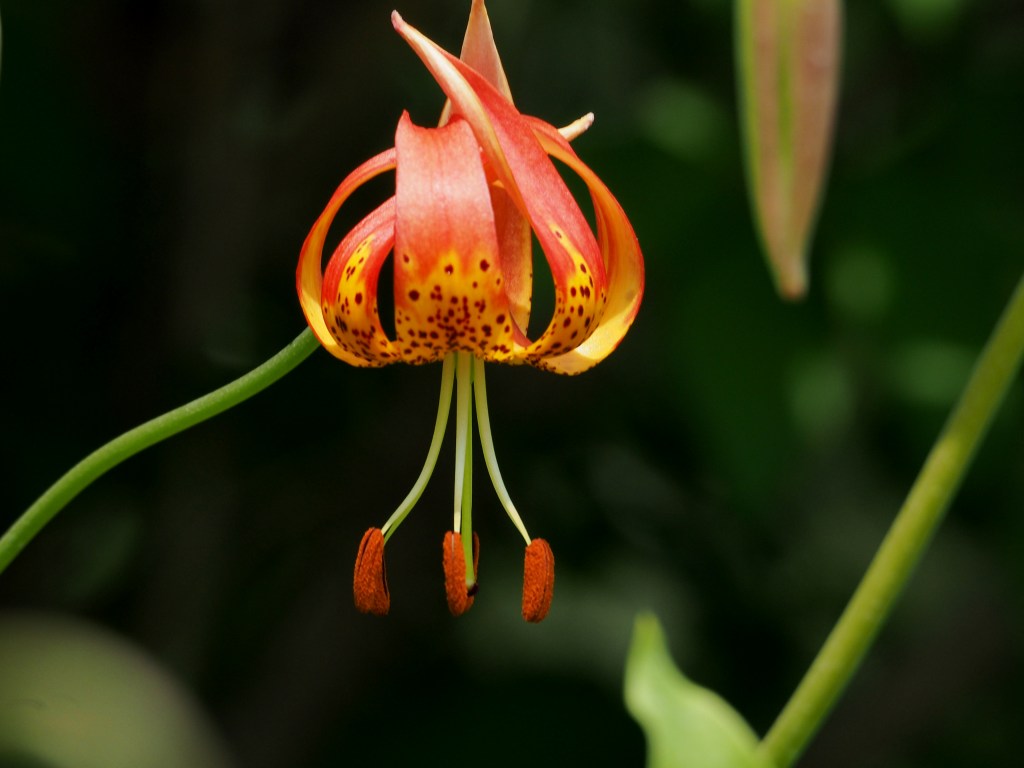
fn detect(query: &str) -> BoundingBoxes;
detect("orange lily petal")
[392,13,608,365]
[297,148,396,365]
[393,113,527,363]
[436,2,533,335]
[321,198,401,365]
[452,0,534,334]
[527,119,645,374]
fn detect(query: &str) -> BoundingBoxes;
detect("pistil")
[453,352,477,588]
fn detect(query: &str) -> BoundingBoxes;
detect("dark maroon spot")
[408,290,420,301]
[479,259,490,272]
[495,314,505,324]
[354,292,363,305]
[580,263,588,274]
[444,264,454,275]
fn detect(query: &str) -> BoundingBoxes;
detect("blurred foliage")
[1,1,1022,767]
[0,614,231,768]
[626,614,771,768]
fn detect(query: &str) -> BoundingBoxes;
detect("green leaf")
[624,614,774,768]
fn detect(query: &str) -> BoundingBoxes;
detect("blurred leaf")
[736,0,842,299]
[624,614,774,768]
[0,614,232,768]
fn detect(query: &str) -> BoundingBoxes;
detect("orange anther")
[443,531,480,616]
[353,528,390,616]
[522,538,554,623]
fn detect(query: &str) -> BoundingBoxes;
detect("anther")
[521,538,554,623]
[443,531,480,616]
[353,528,390,616]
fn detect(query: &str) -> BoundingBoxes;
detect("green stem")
[759,273,1024,767]
[0,328,320,576]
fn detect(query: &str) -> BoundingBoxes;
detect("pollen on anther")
[443,531,480,617]
[353,528,389,616]
[522,539,554,623]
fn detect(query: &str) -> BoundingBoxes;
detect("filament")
[381,353,456,541]
[472,357,532,544]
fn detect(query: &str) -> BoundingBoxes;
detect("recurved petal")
[321,198,402,365]
[392,13,607,361]
[393,113,527,363]
[453,1,534,334]
[297,148,397,365]
[527,119,644,374]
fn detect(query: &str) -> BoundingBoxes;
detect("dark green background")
[2,0,1022,766]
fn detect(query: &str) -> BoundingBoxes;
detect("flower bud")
[737,0,842,299]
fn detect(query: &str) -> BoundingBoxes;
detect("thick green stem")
[0,328,320,576]
[759,273,1024,767]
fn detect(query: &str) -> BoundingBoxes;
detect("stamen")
[381,354,457,541]
[472,357,532,544]
[558,112,595,142]
[353,528,390,616]
[521,538,554,623]
[443,531,480,616]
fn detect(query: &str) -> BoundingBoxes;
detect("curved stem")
[1,328,320,576]
[759,273,1024,767]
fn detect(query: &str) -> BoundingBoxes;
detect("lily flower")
[297,1,643,622]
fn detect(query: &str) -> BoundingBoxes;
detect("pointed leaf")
[625,614,774,768]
